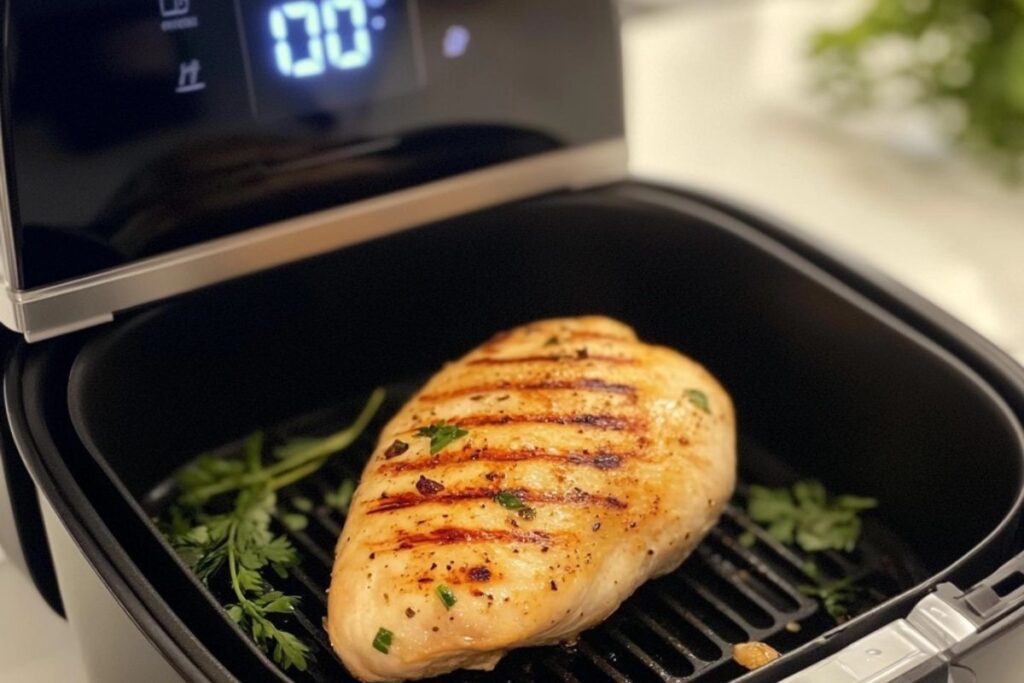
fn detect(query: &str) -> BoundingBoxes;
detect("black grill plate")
[148,388,926,683]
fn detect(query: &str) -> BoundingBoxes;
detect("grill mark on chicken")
[367,487,628,514]
[377,448,627,474]
[450,413,639,431]
[389,527,556,550]
[418,378,638,402]
[467,355,637,366]
[564,331,632,343]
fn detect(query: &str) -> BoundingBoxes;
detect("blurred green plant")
[811,0,1024,180]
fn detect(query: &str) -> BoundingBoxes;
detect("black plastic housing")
[3,0,623,288]
[7,182,1024,682]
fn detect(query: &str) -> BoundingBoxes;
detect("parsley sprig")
[162,389,385,671]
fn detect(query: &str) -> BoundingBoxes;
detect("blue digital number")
[270,0,374,79]
[270,1,326,78]
[323,0,372,70]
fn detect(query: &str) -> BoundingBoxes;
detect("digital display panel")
[242,0,423,118]
[5,0,623,288]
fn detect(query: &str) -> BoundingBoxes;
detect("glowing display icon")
[159,0,190,18]
[270,0,378,79]
[175,59,206,93]
[443,25,470,59]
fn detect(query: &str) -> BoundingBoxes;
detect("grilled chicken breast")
[328,316,736,681]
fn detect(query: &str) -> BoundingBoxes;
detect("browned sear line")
[390,527,554,550]
[368,486,627,514]
[564,331,632,343]
[467,355,636,366]
[378,447,626,474]
[418,378,637,403]
[452,413,638,431]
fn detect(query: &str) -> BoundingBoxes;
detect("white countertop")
[2,2,1022,681]
[0,547,83,682]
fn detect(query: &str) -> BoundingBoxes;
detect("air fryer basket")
[11,183,1024,682]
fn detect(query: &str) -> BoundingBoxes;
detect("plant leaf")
[415,422,469,455]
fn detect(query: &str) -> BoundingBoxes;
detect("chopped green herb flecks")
[746,480,877,553]
[436,584,457,609]
[543,336,560,347]
[292,496,313,513]
[373,627,394,654]
[800,578,865,622]
[415,422,469,455]
[494,490,536,520]
[684,389,710,413]
[738,531,756,548]
[802,559,820,579]
[282,513,308,532]
[493,491,526,510]
[745,479,879,623]
[326,478,357,514]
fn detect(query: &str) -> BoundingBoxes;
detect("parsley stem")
[268,388,386,468]
[267,458,327,493]
[184,388,385,503]
[227,518,246,604]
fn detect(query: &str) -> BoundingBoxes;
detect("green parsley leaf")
[291,496,314,513]
[436,584,457,609]
[800,578,865,622]
[281,513,308,532]
[325,478,357,514]
[493,491,537,520]
[802,559,820,579]
[684,388,710,413]
[493,491,527,510]
[792,479,826,508]
[415,422,469,455]
[738,531,757,548]
[746,480,877,553]
[373,627,394,654]
[272,629,311,671]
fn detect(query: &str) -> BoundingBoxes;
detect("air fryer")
[1,2,1024,683]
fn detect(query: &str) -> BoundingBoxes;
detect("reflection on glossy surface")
[5,0,623,288]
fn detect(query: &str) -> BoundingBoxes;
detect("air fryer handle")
[782,551,1024,682]
[909,550,1024,683]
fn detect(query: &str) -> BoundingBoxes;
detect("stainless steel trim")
[3,139,628,340]
[782,619,940,682]
[907,594,977,648]
[0,115,19,300]
[784,592,980,682]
